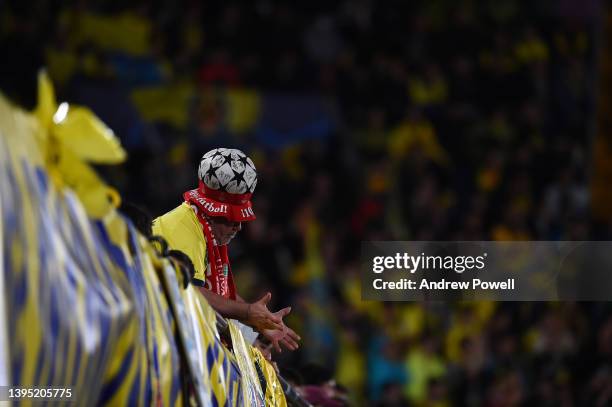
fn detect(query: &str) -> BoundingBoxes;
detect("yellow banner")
[250,346,288,407]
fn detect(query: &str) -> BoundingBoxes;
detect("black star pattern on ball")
[203,166,222,191]
[230,168,246,191]
[206,151,223,167]
[203,148,218,159]
[213,171,227,191]
[222,153,233,166]
[205,165,217,178]
[238,155,250,167]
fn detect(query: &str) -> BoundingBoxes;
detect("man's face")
[209,216,242,245]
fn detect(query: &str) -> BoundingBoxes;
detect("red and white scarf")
[183,188,237,300]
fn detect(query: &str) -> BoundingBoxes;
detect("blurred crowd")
[2,0,612,405]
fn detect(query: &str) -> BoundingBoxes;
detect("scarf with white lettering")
[183,188,237,300]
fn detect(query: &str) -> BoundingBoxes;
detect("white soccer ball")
[198,148,257,194]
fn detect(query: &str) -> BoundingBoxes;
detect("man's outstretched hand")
[244,292,283,331]
[261,306,301,352]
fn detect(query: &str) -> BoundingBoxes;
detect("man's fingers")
[257,292,272,305]
[276,306,291,318]
[272,340,282,353]
[279,338,294,350]
[281,337,299,350]
[268,310,282,325]
[286,327,301,342]
[263,318,282,330]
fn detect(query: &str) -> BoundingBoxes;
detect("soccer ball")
[198,148,257,194]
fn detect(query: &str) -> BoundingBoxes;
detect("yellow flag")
[250,346,288,407]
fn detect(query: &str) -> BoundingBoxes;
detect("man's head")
[195,148,257,240]
[207,216,242,245]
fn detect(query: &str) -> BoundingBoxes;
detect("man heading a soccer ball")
[153,147,300,352]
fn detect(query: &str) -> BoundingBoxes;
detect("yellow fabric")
[408,77,448,106]
[34,71,126,219]
[173,260,243,405]
[471,301,496,325]
[404,347,447,403]
[515,38,549,64]
[52,105,126,164]
[250,346,288,407]
[305,221,324,279]
[131,84,194,129]
[396,304,426,340]
[225,89,261,134]
[335,332,365,402]
[445,307,487,363]
[388,119,449,165]
[68,11,152,56]
[1,87,181,405]
[152,202,208,283]
[342,276,385,321]
[228,322,266,405]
